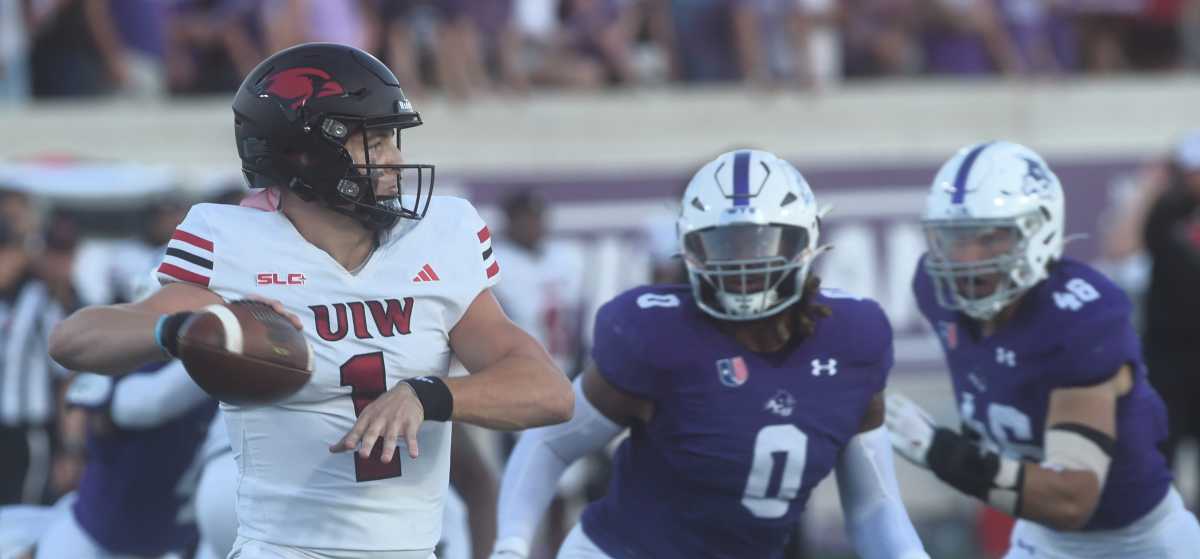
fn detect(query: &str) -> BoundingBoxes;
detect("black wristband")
[155,311,195,358]
[403,376,453,422]
[927,427,1001,500]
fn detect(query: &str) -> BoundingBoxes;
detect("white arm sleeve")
[110,360,212,429]
[836,425,930,559]
[494,377,622,554]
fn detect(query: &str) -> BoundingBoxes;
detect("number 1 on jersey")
[341,352,403,482]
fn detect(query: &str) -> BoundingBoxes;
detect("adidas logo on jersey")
[412,264,440,283]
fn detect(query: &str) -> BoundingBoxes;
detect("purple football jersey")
[72,362,217,556]
[580,284,892,558]
[913,256,1172,530]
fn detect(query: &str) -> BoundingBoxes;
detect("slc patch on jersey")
[716,356,749,387]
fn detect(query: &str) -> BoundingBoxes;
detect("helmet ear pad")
[275,128,354,204]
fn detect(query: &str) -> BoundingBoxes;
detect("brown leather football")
[177,301,313,405]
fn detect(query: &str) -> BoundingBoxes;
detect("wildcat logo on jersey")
[937,321,958,350]
[310,298,414,341]
[764,390,796,417]
[716,356,749,387]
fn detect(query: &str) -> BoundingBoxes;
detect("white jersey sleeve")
[156,206,217,289]
[452,199,501,316]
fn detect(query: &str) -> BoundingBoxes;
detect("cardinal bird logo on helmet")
[259,67,345,115]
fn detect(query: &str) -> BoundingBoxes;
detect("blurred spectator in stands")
[732,0,824,86]
[1143,130,1200,510]
[513,0,563,82]
[165,0,262,95]
[790,0,842,88]
[667,0,741,81]
[378,0,431,99]
[432,1,489,100]
[0,0,31,102]
[843,0,922,77]
[920,0,1022,75]
[526,0,638,88]
[107,0,170,97]
[260,0,371,54]
[29,0,110,97]
[994,0,1078,73]
[1075,0,1185,71]
[478,1,524,92]
[29,0,167,98]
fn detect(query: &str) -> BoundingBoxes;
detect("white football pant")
[1005,488,1200,558]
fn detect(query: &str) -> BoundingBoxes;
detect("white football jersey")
[490,238,584,373]
[156,196,500,551]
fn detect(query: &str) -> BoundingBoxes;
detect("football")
[177,301,313,405]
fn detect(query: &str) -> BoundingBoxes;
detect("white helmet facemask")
[923,211,1050,320]
[683,223,815,321]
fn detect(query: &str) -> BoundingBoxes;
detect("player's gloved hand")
[489,537,530,559]
[65,373,116,411]
[885,393,938,468]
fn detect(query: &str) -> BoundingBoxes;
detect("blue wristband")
[154,312,194,358]
[153,314,170,353]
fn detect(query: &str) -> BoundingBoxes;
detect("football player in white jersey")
[49,42,574,559]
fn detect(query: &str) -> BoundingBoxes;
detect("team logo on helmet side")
[259,67,346,113]
[1020,157,1053,197]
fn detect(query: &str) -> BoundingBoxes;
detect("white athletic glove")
[65,373,115,411]
[489,537,530,559]
[885,393,938,468]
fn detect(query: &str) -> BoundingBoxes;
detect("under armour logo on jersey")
[996,347,1016,367]
[764,390,796,417]
[811,358,838,377]
[411,264,440,283]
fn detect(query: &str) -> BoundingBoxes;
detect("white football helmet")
[678,149,828,321]
[922,141,1065,320]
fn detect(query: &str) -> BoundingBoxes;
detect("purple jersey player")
[35,360,215,559]
[887,141,1200,558]
[491,150,928,559]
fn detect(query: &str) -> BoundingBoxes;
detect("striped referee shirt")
[0,277,66,426]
